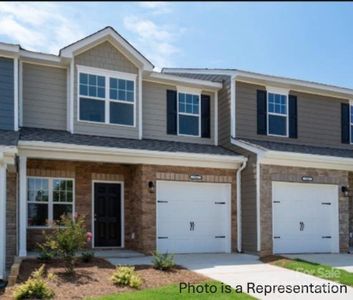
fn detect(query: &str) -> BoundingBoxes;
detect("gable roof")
[59,26,154,71]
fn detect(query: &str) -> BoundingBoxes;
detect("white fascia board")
[0,147,17,165]
[60,28,154,71]
[18,141,246,169]
[20,50,62,63]
[260,150,353,171]
[145,72,222,90]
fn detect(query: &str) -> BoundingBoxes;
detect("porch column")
[19,156,27,257]
[0,163,7,279]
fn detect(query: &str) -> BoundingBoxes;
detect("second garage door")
[273,182,339,254]
[156,181,231,254]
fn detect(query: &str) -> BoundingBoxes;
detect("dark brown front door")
[94,182,122,247]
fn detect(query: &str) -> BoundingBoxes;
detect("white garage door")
[273,182,339,254]
[156,181,231,253]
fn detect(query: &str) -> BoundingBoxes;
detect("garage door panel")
[157,181,231,254]
[273,182,339,254]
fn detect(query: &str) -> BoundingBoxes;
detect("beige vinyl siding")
[74,41,139,138]
[236,81,351,149]
[23,63,67,130]
[142,81,215,144]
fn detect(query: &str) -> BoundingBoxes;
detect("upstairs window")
[267,92,288,136]
[78,66,136,126]
[178,92,200,136]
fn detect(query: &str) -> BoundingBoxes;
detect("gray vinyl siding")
[240,151,258,252]
[0,57,14,130]
[23,63,67,130]
[223,143,258,253]
[142,81,215,144]
[218,77,231,146]
[236,81,351,149]
[74,41,139,138]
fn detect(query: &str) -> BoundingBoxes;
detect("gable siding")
[142,81,214,144]
[74,41,139,138]
[236,81,351,149]
[0,57,14,130]
[23,63,67,130]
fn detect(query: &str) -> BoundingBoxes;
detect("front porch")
[17,157,238,257]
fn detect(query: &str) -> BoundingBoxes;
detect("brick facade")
[349,172,353,247]
[26,159,237,253]
[260,165,350,256]
[6,170,17,269]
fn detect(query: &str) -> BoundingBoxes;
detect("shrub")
[81,251,95,263]
[13,265,55,300]
[39,215,88,273]
[111,266,142,289]
[152,251,175,271]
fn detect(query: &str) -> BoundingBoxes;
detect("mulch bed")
[2,257,207,299]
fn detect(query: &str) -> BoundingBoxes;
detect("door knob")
[190,221,195,231]
[299,221,304,231]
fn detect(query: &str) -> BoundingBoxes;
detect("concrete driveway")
[108,253,353,299]
[286,254,353,272]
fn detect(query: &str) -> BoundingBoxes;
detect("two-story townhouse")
[164,68,353,256]
[0,27,246,279]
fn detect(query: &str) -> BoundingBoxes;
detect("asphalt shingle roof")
[238,138,353,159]
[20,127,240,157]
[0,130,19,146]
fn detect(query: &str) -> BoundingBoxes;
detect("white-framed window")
[77,65,136,127]
[267,90,288,137]
[27,177,75,228]
[177,89,201,137]
[350,103,353,144]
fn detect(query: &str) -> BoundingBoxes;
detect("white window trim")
[76,65,137,128]
[350,100,353,144]
[27,176,75,229]
[177,87,202,138]
[266,88,289,138]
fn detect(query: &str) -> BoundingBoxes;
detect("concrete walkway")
[286,254,353,272]
[108,253,353,299]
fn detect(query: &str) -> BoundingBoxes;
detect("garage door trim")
[272,181,339,254]
[156,180,232,254]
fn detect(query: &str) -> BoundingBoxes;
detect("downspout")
[236,159,247,253]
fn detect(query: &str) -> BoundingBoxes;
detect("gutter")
[236,159,247,252]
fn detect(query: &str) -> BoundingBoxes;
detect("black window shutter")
[341,103,350,144]
[166,90,177,135]
[257,90,267,135]
[288,95,298,138]
[201,94,211,138]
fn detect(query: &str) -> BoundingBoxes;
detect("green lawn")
[89,280,255,300]
[269,257,353,286]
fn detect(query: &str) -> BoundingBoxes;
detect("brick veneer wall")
[26,159,237,253]
[260,165,349,257]
[349,172,353,247]
[6,170,17,269]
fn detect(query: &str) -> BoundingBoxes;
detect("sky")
[1,2,353,88]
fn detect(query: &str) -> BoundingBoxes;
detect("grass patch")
[265,256,353,286]
[89,280,254,300]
